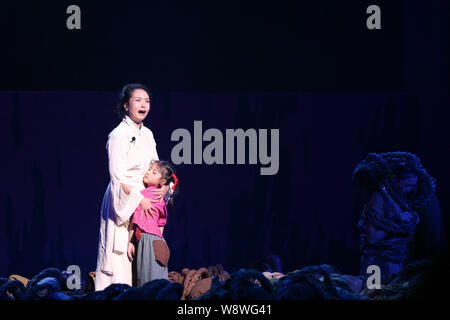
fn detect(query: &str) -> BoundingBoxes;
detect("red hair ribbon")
[171,173,179,191]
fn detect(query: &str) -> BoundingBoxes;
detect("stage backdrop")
[1,91,449,278]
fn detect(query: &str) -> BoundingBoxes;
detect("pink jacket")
[131,186,167,239]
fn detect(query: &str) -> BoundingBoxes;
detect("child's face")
[143,163,164,187]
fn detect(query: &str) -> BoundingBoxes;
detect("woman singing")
[95,83,170,291]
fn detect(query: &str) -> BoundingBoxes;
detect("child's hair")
[152,160,180,212]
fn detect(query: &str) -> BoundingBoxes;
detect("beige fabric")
[8,274,29,287]
[188,277,212,299]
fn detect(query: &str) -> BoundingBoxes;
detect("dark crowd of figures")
[0,259,446,300]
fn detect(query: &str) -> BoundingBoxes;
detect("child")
[126,160,179,286]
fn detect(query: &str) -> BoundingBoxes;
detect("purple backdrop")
[1,91,449,278]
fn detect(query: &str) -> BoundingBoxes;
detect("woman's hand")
[127,242,135,262]
[140,197,158,220]
[151,184,170,204]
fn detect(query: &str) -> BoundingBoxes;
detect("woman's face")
[124,89,150,124]
[392,174,418,196]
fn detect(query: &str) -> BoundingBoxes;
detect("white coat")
[95,115,159,291]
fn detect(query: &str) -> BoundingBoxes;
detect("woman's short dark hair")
[117,83,152,118]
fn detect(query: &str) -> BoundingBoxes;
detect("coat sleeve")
[107,132,145,226]
[149,129,159,161]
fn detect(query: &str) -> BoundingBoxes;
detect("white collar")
[123,115,144,134]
